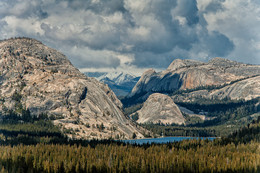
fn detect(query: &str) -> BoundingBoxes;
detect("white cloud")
[3,16,44,36]
[0,0,259,75]
[201,0,260,64]
[103,12,124,24]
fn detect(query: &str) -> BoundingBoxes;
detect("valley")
[120,58,260,138]
[0,38,258,139]
[0,37,259,173]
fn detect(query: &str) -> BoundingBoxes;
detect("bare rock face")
[209,76,260,100]
[129,57,260,103]
[0,38,145,139]
[172,76,260,102]
[131,93,185,125]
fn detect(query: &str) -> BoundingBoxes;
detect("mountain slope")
[172,75,260,103]
[85,71,140,96]
[127,58,260,104]
[0,37,145,139]
[131,93,185,125]
[97,71,137,85]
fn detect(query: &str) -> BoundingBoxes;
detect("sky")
[0,0,259,75]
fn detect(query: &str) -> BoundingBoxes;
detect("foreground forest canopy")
[0,37,259,172]
[0,116,260,172]
[0,140,259,173]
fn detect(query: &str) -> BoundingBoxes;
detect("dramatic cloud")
[0,0,259,74]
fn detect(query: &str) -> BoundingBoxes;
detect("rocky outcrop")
[0,37,145,139]
[172,75,260,102]
[210,76,260,100]
[128,58,260,103]
[131,93,185,125]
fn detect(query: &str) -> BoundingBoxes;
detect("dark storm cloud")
[172,0,199,26]
[0,0,259,70]
[67,0,126,14]
[204,1,225,13]
[132,52,175,68]
[206,31,234,57]
[74,53,121,69]
[0,0,48,19]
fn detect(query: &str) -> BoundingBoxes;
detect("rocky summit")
[0,37,145,139]
[131,93,185,125]
[128,58,260,103]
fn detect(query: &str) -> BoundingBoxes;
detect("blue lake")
[123,136,216,145]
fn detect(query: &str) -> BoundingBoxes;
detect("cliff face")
[172,76,260,102]
[128,58,260,103]
[0,38,145,139]
[131,93,185,125]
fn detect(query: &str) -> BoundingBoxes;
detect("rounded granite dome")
[0,37,146,140]
[132,93,185,125]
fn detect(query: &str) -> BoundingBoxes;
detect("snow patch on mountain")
[85,71,140,96]
[97,71,137,85]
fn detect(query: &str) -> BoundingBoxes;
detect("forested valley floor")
[0,140,259,173]
[0,105,259,172]
[0,116,259,172]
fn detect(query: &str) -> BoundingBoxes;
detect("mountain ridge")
[127,58,260,104]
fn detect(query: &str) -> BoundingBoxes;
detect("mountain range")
[122,58,260,129]
[1,37,259,140]
[85,71,140,96]
[126,58,260,105]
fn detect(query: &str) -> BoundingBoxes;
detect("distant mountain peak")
[85,71,140,96]
[97,71,136,85]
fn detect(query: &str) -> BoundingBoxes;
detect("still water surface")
[123,136,216,145]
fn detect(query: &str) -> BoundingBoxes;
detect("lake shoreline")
[122,136,218,145]
[136,136,220,140]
